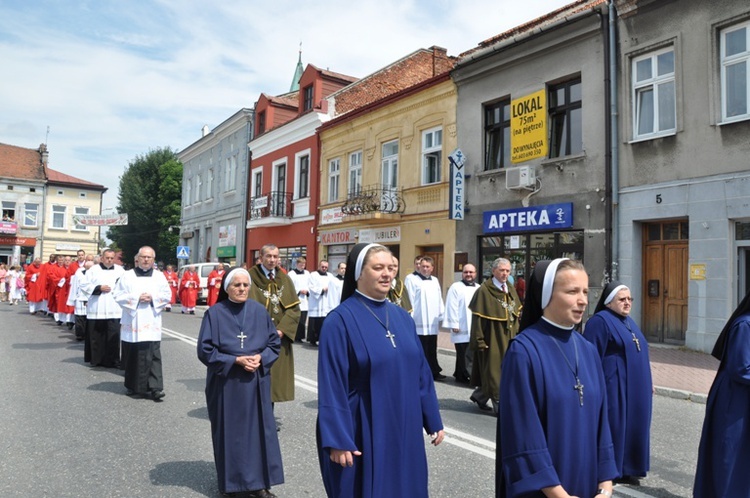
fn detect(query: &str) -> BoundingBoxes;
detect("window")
[549,79,583,156]
[79,192,87,198]
[74,207,89,231]
[328,159,340,202]
[206,169,214,199]
[2,201,16,221]
[297,155,309,199]
[23,203,38,227]
[632,48,676,138]
[484,100,511,170]
[721,21,750,122]
[303,85,314,111]
[381,140,398,190]
[422,127,443,184]
[225,155,237,192]
[257,111,266,135]
[195,174,202,202]
[348,151,363,196]
[6,185,13,191]
[52,205,66,229]
[186,178,192,204]
[57,190,64,196]
[253,169,263,198]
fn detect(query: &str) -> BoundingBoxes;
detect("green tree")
[108,148,182,267]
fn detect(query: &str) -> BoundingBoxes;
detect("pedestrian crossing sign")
[176,246,190,259]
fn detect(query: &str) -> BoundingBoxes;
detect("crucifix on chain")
[385,330,396,348]
[574,378,584,406]
[237,331,247,349]
[631,333,641,352]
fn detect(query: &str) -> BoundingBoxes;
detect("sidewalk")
[438,331,719,403]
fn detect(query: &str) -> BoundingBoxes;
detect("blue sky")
[0,0,573,210]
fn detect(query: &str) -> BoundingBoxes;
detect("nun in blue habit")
[583,281,652,484]
[497,259,617,498]
[693,290,750,498]
[197,268,283,497]
[316,243,444,498]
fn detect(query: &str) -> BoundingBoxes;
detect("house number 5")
[656,194,662,204]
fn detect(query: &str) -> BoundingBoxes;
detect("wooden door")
[642,221,688,344]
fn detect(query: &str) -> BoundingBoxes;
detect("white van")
[178,262,230,304]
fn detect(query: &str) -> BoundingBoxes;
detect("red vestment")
[179,271,200,308]
[24,264,45,302]
[164,270,179,304]
[206,269,225,306]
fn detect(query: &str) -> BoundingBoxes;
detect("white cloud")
[0,0,572,208]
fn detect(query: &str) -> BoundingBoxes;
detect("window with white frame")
[721,20,750,122]
[225,155,237,191]
[348,150,362,196]
[195,174,202,202]
[186,178,192,205]
[381,140,398,191]
[2,201,16,221]
[253,169,263,198]
[206,169,214,199]
[421,127,442,184]
[74,206,89,231]
[23,203,38,227]
[52,205,66,229]
[328,158,340,203]
[632,47,676,139]
[297,154,310,199]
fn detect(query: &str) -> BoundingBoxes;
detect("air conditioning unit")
[506,165,536,190]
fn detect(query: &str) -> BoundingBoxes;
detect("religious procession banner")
[72,213,129,226]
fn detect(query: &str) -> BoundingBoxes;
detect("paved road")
[0,304,702,497]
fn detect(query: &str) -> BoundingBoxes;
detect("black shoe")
[453,375,470,384]
[614,475,642,486]
[189,311,195,315]
[150,390,165,401]
[66,322,74,330]
[433,373,447,381]
[470,393,492,411]
[56,321,63,325]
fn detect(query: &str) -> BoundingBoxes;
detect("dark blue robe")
[584,309,652,477]
[497,319,618,497]
[694,313,750,498]
[317,293,443,498]
[197,299,283,494]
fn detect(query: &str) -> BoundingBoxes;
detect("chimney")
[39,143,49,168]
[202,125,210,137]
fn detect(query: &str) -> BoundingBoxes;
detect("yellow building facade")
[317,76,458,291]
[41,172,106,261]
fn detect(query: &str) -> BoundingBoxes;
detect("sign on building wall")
[483,203,573,233]
[320,229,357,245]
[218,224,236,247]
[72,213,128,226]
[449,148,465,220]
[358,226,401,244]
[511,89,548,164]
[321,207,344,225]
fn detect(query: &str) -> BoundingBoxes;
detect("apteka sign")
[483,202,573,233]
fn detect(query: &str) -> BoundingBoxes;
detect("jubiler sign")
[483,203,573,233]
[511,89,547,164]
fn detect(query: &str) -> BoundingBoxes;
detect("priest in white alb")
[82,248,125,368]
[405,255,446,381]
[113,246,172,401]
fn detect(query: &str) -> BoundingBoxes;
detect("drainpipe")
[609,0,619,281]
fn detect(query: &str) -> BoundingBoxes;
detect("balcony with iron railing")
[247,191,294,227]
[340,184,406,219]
